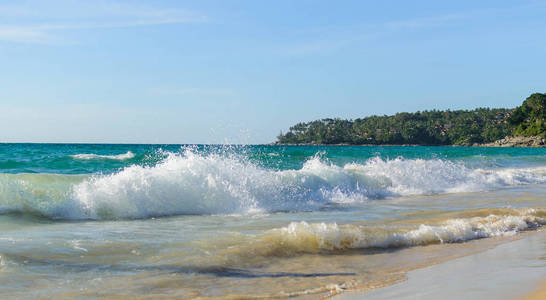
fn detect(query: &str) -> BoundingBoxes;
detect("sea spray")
[0,149,545,219]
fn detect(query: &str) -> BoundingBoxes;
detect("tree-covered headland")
[276,93,546,145]
[507,93,546,138]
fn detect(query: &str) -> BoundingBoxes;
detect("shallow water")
[0,144,545,298]
[335,230,546,300]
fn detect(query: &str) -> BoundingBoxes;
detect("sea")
[0,144,545,299]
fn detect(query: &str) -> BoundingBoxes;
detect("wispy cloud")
[0,26,57,44]
[0,0,207,44]
[277,13,470,55]
[279,2,546,55]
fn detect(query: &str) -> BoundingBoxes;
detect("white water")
[71,151,135,160]
[256,208,545,254]
[1,150,545,219]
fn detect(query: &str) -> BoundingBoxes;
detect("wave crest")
[71,151,135,160]
[233,208,545,257]
[1,150,545,219]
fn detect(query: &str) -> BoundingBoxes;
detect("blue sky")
[1,0,545,144]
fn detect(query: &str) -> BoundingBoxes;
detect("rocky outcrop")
[481,136,546,147]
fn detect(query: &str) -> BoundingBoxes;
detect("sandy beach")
[334,230,546,300]
[521,280,546,300]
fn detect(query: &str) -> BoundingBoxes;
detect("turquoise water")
[0,144,545,298]
[0,143,545,219]
[1,143,545,174]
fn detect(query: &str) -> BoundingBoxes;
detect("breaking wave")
[71,151,135,160]
[0,149,545,219]
[236,208,545,256]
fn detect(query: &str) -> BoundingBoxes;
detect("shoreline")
[521,280,546,300]
[268,143,546,148]
[269,135,546,147]
[332,230,546,300]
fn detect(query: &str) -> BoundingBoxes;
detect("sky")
[0,0,545,144]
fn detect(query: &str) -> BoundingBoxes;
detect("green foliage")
[277,93,545,145]
[277,109,512,145]
[508,93,546,138]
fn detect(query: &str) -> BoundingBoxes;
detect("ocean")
[0,144,545,299]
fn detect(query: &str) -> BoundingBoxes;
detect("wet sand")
[334,230,546,300]
[520,280,546,300]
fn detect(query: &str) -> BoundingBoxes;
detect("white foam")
[71,151,135,160]
[344,157,546,195]
[264,208,545,252]
[1,150,545,219]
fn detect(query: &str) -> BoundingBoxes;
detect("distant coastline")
[268,136,546,148]
[274,93,545,147]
